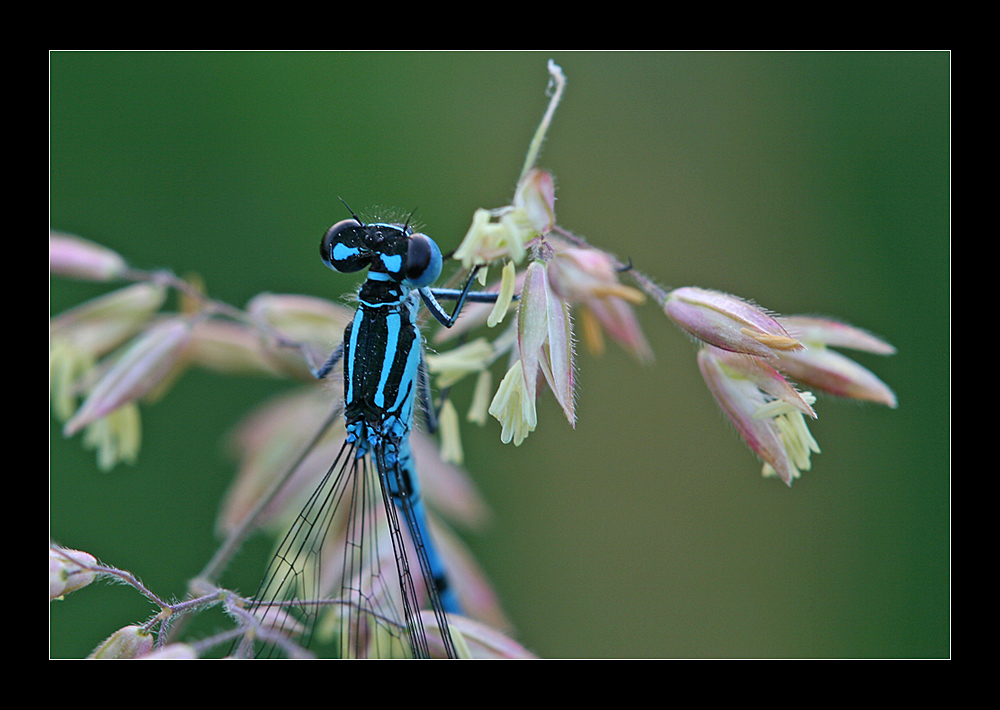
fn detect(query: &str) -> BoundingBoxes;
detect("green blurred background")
[50,51,950,658]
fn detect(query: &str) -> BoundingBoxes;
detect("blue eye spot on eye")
[333,242,362,262]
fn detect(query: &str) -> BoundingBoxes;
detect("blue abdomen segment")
[382,437,461,614]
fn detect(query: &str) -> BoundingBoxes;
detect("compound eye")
[405,232,442,288]
[321,219,369,273]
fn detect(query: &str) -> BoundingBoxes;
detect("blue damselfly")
[234,212,503,658]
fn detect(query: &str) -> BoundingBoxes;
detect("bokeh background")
[50,51,950,658]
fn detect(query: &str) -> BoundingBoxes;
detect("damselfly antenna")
[337,196,364,225]
[403,207,418,233]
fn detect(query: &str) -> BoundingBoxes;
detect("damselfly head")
[321,217,442,288]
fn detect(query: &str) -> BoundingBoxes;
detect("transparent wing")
[234,438,457,658]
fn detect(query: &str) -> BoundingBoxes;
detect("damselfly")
[235,212,503,658]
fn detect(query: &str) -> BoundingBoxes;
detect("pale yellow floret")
[488,360,537,446]
[438,399,464,465]
[487,260,517,328]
